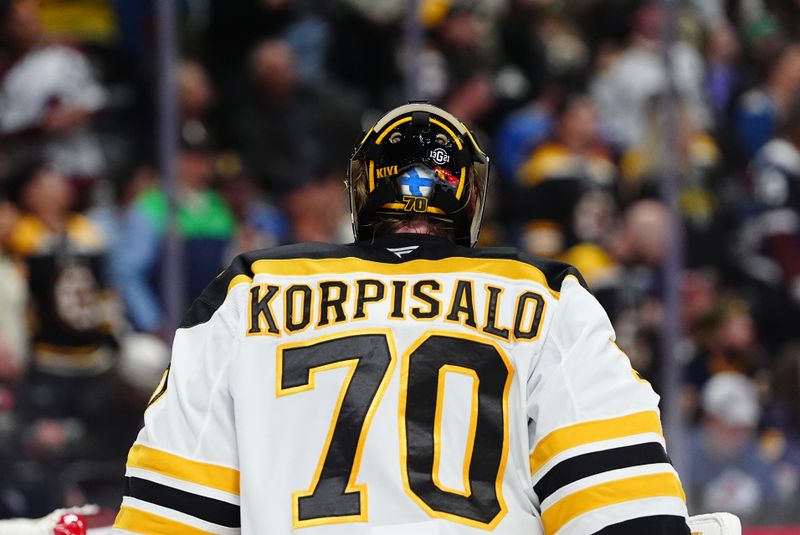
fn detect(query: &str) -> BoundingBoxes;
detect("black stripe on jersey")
[534,442,669,502]
[125,476,241,528]
[518,253,587,293]
[593,515,690,534]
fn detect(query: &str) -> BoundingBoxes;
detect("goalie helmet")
[348,102,489,247]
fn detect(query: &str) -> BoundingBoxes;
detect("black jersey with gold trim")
[8,214,116,375]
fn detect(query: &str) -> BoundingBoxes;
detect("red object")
[434,167,460,187]
[53,513,86,535]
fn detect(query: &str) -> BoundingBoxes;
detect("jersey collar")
[359,233,456,249]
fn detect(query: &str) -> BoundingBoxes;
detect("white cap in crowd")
[701,372,760,428]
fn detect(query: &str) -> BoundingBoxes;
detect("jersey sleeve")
[527,276,689,534]
[112,285,243,534]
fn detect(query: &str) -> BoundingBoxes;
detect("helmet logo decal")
[375,165,399,179]
[430,147,450,165]
[434,167,460,188]
[399,167,434,198]
[402,195,429,212]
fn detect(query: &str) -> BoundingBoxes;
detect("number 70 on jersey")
[277,328,514,530]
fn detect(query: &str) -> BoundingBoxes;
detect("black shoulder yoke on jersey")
[180,234,587,328]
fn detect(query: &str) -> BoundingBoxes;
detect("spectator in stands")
[0,0,107,180]
[603,199,670,381]
[98,61,228,328]
[228,38,361,192]
[441,67,495,132]
[132,136,235,313]
[216,157,288,259]
[760,343,800,511]
[748,97,800,301]
[620,96,720,203]
[591,0,708,149]
[740,97,800,354]
[106,62,232,331]
[513,93,617,268]
[620,93,725,269]
[203,0,302,96]
[92,163,162,334]
[688,372,779,523]
[735,43,800,158]
[493,84,558,183]
[5,159,117,381]
[2,158,119,516]
[423,2,493,108]
[178,61,215,154]
[704,21,741,118]
[283,177,351,244]
[684,297,759,415]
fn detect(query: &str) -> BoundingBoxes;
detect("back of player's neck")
[392,220,435,235]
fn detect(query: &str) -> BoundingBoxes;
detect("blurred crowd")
[1,0,800,525]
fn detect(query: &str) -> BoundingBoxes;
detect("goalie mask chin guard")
[348,103,489,247]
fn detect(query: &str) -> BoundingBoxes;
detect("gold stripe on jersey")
[114,505,215,535]
[145,367,170,411]
[530,411,664,476]
[250,257,561,299]
[228,274,253,294]
[540,472,685,534]
[127,444,240,496]
[432,365,479,497]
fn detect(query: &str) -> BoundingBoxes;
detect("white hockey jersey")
[112,234,689,535]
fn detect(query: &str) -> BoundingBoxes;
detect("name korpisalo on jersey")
[246,277,545,342]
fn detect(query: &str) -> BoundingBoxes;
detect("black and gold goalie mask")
[348,103,489,247]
